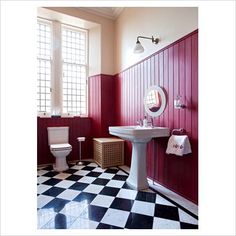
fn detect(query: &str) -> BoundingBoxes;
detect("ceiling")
[79,7,124,20]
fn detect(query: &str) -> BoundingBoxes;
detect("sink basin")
[109,125,169,142]
[109,125,170,190]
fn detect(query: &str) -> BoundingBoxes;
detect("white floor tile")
[117,188,137,200]
[37,176,50,184]
[78,176,97,184]
[131,200,155,216]
[54,180,74,189]
[41,214,77,229]
[178,209,198,225]
[37,208,56,228]
[116,170,128,176]
[106,179,125,188]
[92,167,106,173]
[57,189,80,201]
[70,165,85,170]
[37,170,49,176]
[155,195,174,206]
[60,201,87,217]
[54,173,71,180]
[101,208,130,228]
[153,217,181,229]
[90,195,115,208]
[73,170,90,176]
[87,162,98,167]
[70,218,99,229]
[99,173,115,179]
[83,184,104,194]
[37,184,52,194]
[37,195,54,208]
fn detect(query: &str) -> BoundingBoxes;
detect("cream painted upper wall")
[115,7,198,73]
[46,7,115,76]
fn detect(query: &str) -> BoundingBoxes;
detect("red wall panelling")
[115,30,198,203]
[88,74,116,137]
[37,117,92,165]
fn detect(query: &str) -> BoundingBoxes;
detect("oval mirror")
[144,86,167,117]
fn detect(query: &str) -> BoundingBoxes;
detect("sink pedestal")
[126,142,149,190]
[109,125,170,191]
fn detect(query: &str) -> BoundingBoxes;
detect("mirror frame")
[144,85,167,117]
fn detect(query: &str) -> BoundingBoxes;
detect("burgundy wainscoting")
[115,30,198,204]
[37,117,92,165]
[89,74,116,137]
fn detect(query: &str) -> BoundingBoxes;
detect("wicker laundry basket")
[93,138,124,169]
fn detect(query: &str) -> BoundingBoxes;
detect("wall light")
[133,36,159,54]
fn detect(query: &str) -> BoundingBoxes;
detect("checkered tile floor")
[37,161,198,229]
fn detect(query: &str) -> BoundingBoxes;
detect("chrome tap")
[136,119,143,126]
[147,117,154,128]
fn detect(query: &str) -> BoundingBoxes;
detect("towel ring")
[171,128,185,135]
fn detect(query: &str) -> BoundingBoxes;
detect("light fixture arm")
[137,36,159,44]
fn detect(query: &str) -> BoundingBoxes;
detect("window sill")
[37,115,89,119]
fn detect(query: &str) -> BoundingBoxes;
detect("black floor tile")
[65,174,83,182]
[42,171,59,178]
[92,178,110,186]
[110,197,134,212]
[125,212,153,229]
[154,204,180,221]
[62,169,78,174]
[73,192,96,204]
[69,182,89,191]
[121,182,133,190]
[80,205,108,222]
[97,223,122,229]
[135,191,156,203]
[81,166,95,171]
[99,186,120,197]
[86,171,101,177]
[43,178,61,186]
[43,198,70,212]
[104,169,119,174]
[112,175,128,181]
[180,222,198,229]
[43,187,65,197]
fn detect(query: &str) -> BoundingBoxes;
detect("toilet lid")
[50,143,72,151]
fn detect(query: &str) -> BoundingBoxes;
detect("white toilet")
[47,126,72,172]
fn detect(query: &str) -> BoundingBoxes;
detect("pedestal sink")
[109,126,170,190]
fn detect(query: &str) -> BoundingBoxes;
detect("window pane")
[62,26,87,115]
[62,63,87,115]
[37,19,52,113]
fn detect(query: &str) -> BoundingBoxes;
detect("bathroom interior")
[37,7,198,230]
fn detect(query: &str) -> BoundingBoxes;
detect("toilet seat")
[50,143,72,151]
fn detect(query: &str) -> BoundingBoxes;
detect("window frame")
[37,18,89,118]
[37,18,53,117]
[61,24,88,117]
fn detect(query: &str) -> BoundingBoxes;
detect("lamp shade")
[133,41,144,53]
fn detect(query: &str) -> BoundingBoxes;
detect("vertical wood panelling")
[101,74,116,136]
[115,30,198,203]
[89,74,115,138]
[185,37,192,137]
